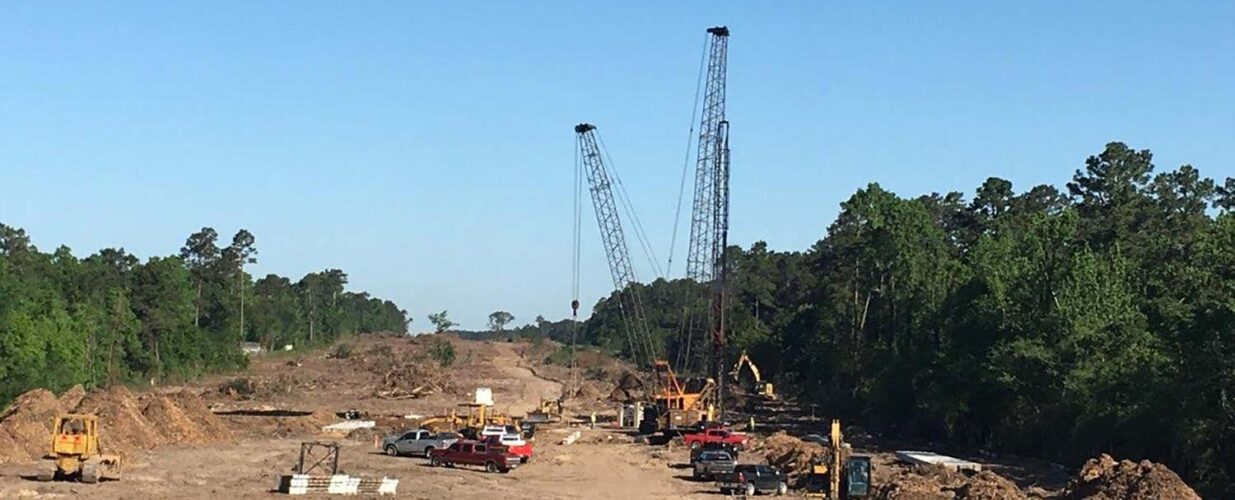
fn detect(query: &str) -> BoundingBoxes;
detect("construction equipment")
[577,123,713,435]
[730,350,776,401]
[416,390,522,435]
[641,360,717,434]
[572,25,733,434]
[37,414,122,483]
[803,420,872,499]
[679,25,732,416]
[524,398,564,424]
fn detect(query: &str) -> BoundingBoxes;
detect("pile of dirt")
[0,386,236,463]
[75,386,165,453]
[1062,454,1200,500]
[142,394,208,444]
[876,465,1026,500]
[0,389,63,463]
[168,390,233,441]
[606,372,646,403]
[958,471,1027,499]
[58,384,87,409]
[754,431,828,483]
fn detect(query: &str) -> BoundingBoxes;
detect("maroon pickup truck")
[428,440,521,473]
[683,428,748,450]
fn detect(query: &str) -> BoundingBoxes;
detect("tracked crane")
[681,26,732,416]
[575,124,715,434]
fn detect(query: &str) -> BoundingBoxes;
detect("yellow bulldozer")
[38,414,122,483]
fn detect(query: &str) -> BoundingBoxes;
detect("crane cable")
[595,134,664,281]
[667,32,710,277]
[673,33,712,374]
[570,135,583,395]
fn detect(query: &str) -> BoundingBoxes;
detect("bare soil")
[0,335,1202,499]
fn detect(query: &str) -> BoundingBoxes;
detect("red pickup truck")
[481,434,534,463]
[683,428,748,450]
[428,440,522,473]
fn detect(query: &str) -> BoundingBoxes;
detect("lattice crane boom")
[681,26,732,417]
[575,123,658,369]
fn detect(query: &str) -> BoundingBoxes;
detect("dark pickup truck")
[715,464,788,496]
[428,440,521,473]
[692,450,737,480]
[690,442,740,464]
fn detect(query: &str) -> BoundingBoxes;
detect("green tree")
[428,311,457,333]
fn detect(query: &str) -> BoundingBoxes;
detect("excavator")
[730,350,776,401]
[38,414,122,483]
[803,420,872,499]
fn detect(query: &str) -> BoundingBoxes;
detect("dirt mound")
[142,394,209,444]
[957,471,1026,499]
[1063,454,1200,500]
[168,390,233,442]
[877,466,1025,500]
[0,389,64,462]
[74,386,164,454]
[58,384,87,409]
[754,431,828,483]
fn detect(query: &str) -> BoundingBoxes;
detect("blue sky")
[2,2,1232,330]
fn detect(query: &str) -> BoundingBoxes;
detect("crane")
[681,25,732,416]
[576,123,714,434]
[574,123,658,369]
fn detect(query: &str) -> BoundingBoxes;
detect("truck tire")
[744,483,756,497]
[430,457,442,467]
[485,461,498,473]
[690,441,701,450]
[422,446,434,458]
[385,445,399,456]
[777,482,788,495]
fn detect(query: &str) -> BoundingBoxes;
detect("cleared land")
[0,335,1200,499]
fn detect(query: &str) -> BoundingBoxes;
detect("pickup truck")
[683,428,747,450]
[381,429,461,457]
[690,442,740,464]
[692,449,737,480]
[481,434,534,463]
[428,440,521,473]
[715,464,788,496]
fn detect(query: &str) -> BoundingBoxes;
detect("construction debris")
[277,474,398,496]
[875,465,1026,500]
[321,421,375,433]
[1062,454,1200,500]
[560,430,581,446]
[897,450,983,473]
[753,431,828,484]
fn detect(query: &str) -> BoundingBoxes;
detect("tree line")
[0,225,407,406]
[577,142,1235,497]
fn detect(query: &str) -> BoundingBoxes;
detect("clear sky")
[2,2,1232,330]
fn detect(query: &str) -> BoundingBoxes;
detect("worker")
[590,411,597,429]
[750,416,756,432]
